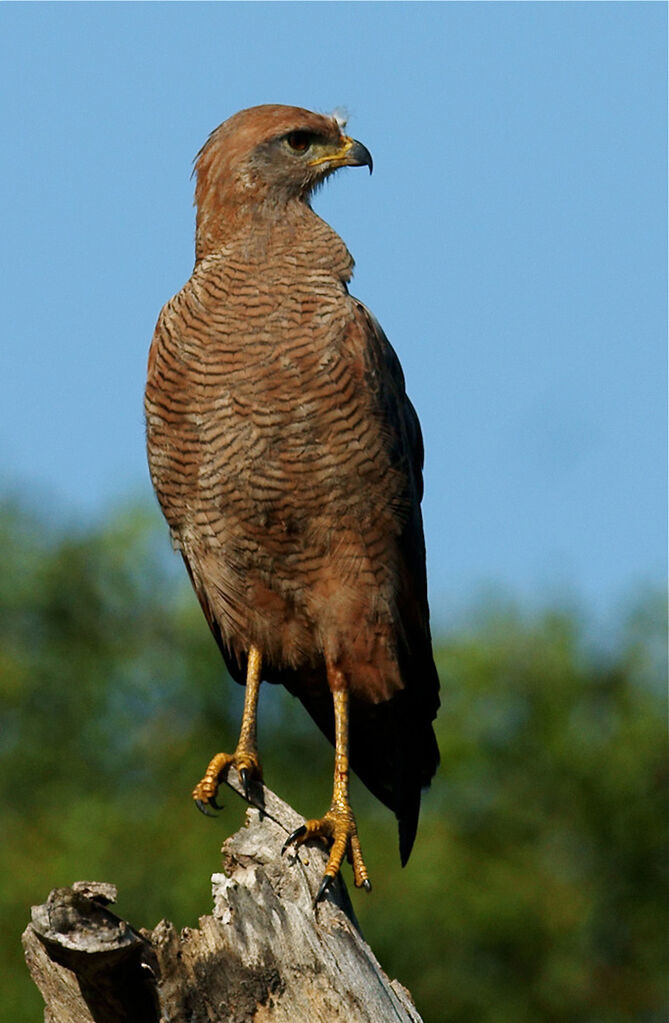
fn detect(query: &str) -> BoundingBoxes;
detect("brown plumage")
[145,104,439,893]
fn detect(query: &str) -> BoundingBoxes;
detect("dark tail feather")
[348,693,439,866]
[398,800,419,867]
[394,720,440,865]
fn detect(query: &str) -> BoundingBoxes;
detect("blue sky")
[1,2,666,631]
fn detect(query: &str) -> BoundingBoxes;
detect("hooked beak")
[308,136,373,174]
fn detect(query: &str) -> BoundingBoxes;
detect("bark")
[22,774,423,1022]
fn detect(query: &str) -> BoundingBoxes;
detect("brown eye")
[286,131,312,153]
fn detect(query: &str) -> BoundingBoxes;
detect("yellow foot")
[282,804,372,902]
[192,749,262,814]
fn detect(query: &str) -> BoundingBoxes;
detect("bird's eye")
[286,131,312,153]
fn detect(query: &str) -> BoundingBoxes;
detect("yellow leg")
[282,673,371,901]
[192,645,263,811]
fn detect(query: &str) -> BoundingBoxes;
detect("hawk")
[145,105,440,900]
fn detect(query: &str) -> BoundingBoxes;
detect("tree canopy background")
[1,499,666,1023]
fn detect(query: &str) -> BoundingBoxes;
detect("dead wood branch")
[23,775,423,1022]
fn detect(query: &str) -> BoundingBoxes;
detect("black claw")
[195,799,217,817]
[362,879,372,893]
[281,824,306,855]
[240,768,250,801]
[209,796,223,811]
[315,875,334,904]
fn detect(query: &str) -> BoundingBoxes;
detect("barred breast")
[145,210,408,699]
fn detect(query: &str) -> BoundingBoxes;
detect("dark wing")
[348,300,440,862]
[273,301,440,863]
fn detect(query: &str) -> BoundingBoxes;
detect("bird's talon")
[283,807,371,895]
[193,749,262,813]
[282,824,307,855]
[315,875,334,904]
[238,764,261,801]
[195,799,217,817]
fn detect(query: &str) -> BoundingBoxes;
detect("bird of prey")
[145,104,439,900]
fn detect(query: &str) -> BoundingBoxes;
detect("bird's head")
[193,104,372,260]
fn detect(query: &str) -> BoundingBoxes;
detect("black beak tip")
[350,139,373,175]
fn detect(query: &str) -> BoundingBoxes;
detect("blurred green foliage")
[1,499,666,1022]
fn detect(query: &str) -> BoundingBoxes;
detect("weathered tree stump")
[22,775,423,1022]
